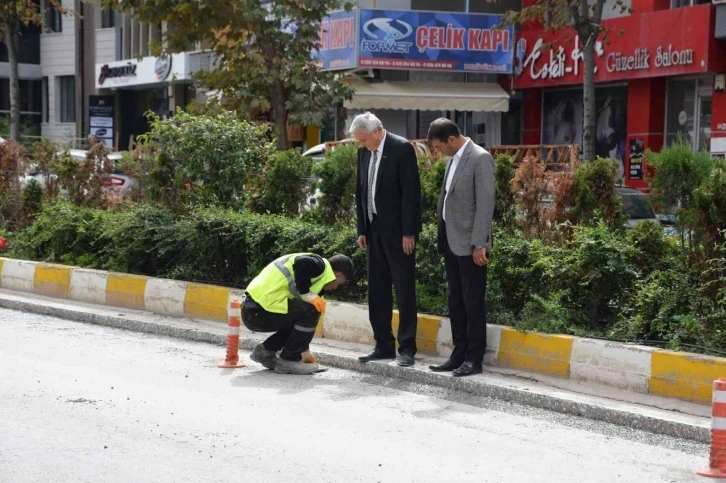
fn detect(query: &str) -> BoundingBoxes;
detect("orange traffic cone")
[698,379,726,478]
[218,299,246,369]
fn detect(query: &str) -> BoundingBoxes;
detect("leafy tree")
[506,0,631,161]
[108,0,354,150]
[0,0,74,141]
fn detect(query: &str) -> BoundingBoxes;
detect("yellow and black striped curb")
[2,257,724,405]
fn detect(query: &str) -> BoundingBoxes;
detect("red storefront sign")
[513,5,719,89]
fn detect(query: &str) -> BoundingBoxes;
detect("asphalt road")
[0,308,711,483]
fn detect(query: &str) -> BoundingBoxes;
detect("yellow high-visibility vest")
[245,253,336,314]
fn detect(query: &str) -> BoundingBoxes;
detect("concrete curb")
[2,257,725,406]
[0,290,710,443]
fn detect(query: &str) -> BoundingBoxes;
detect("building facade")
[316,0,521,148]
[512,0,726,189]
[0,21,42,139]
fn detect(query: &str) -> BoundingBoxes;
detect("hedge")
[8,201,726,355]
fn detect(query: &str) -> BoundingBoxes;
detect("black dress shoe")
[359,349,396,363]
[429,359,462,372]
[396,353,415,367]
[452,361,483,377]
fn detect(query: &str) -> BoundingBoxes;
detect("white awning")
[344,81,510,112]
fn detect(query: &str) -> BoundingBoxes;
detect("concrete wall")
[94,27,116,65]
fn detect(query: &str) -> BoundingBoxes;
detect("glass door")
[696,95,712,152]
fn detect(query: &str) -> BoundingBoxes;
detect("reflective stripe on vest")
[274,255,300,298]
[245,253,336,314]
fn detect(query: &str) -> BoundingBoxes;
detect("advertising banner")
[357,9,514,73]
[542,86,628,178]
[88,95,115,149]
[314,10,358,71]
[514,5,716,88]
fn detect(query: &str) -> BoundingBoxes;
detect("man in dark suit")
[427,118,495,377]
[352,112,422,367]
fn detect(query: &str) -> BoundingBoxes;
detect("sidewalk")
[0,287,710,443]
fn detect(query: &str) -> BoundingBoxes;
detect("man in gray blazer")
[427,118,495,377]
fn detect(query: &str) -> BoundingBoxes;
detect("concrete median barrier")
[2,256,725,405]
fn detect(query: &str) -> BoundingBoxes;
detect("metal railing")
[489,144,580,169]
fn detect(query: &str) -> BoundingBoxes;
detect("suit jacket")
[437,141,496,256]
[356,132,422,238]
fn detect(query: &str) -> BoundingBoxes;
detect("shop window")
[101,9,115,29]
[411,0,466,11]
[44,1,62,33]
[671,0,709,7]
[43,77,48,123]
[665,79,696,147]
[470,0,521,14]
[501,99,522,146]
[599,0,632,20]
[59,76,75,123]
[0,79,8,113]
[542,86,628,178]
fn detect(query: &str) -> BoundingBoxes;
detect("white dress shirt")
[368,130,387,215]
[443,138,470,222]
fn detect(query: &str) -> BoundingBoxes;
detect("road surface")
[0,308,710,483]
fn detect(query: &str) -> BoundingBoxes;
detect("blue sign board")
[313,10,358,71]
[357,9,513,74]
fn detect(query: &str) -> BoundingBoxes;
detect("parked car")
[301,139,433,209]
[616,186,659,229]
[22,149,136,194]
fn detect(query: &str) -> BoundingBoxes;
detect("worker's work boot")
[250,344,278,370]
[274,358,320,375]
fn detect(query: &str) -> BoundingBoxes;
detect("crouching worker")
[243,253,354,375]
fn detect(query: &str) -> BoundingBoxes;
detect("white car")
[301,143,328,209]
[23,149,136,194]
[301,140,432,209]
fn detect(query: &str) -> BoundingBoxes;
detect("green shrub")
[21,179,43,225]
[12,202,113,267]
[419,156,445,224]
[486,231,559,319]
[414,223,447,315]
[247,149,312,217]
[136,109,273,211]
[569,157,626,230]
[614,265,712,350]
[646,133,713,213]
[494,154,516,231]
[560,223,635,329]
[625,219,671,275]
[693,159,726,250]
[311,144,357,224]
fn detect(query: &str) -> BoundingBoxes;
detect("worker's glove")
[301,349,316,364]
[301,292,326,313]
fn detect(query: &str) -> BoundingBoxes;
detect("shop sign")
[314,10,358,71]
[513,5,712,89]
[357,9,514,73]
[154,52,173,81]
[629,138,645,181]
[95,53,189,89]
[97,62,137,86]
[517,35,605,80]
[88,95,115,149]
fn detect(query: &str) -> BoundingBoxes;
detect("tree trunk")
[270,81,288,151]
[581,33,596,163]
[5,21,22,142]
